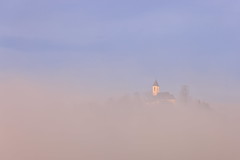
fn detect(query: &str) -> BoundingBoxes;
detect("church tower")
[152,80,160,96]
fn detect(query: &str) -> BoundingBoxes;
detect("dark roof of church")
[153,80,159,86]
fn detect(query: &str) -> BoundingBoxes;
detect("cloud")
[1,0,240,51]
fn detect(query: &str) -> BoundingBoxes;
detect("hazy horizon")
[1,0,240,159]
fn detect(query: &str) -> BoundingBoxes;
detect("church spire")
[153,80,159,86]
[152,80,160,96]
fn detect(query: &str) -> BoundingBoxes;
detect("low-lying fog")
[0,77,240,160]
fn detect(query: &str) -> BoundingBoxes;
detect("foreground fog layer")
[0,78,240,160]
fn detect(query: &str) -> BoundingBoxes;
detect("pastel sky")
[0,0,239,103]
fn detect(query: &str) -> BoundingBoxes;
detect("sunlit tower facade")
[152,80,160,96]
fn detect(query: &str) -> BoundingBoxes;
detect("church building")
[150,80,176,104]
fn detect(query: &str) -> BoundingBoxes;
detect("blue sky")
[0,0,240,103]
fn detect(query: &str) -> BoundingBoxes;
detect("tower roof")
[153,80,159,86]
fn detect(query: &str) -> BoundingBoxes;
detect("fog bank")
[0,77,240,160]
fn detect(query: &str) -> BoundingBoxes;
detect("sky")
[1,1,240,160]
[0,0,240,103]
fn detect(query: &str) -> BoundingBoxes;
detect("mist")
[1,0,240,159]
[0,75,240,160]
